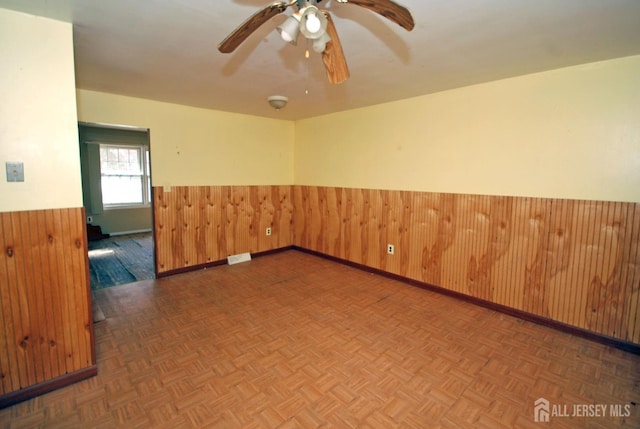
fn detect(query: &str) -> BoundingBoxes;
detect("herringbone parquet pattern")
[2,250,638,428]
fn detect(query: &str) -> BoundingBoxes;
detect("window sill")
[103,204,151,211]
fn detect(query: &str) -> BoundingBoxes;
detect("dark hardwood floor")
[88,232,154,290]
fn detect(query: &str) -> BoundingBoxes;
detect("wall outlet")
[266,227,272,236]
[387,244,395,255]
[87,216,93,223]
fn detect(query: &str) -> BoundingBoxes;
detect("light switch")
[6,162,24,182]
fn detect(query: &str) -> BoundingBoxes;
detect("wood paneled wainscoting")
[0,208,96,407]
[153,186,294,275]
[293,186,640,349]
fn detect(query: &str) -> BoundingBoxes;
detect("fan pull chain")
[305,39,310,95]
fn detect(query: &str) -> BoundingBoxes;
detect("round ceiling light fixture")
[267,95,288,110]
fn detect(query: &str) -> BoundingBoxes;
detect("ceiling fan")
[218,0,415,84]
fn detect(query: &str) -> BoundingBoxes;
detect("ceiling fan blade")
[322,11,350,84]
[218,2,291,53]
[345,0,414,31]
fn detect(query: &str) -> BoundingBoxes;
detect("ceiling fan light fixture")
[299,5,327,39]
[267,95,288,110]
[305,11,321,33]
[312,31,331,53]
[277,14,300,44]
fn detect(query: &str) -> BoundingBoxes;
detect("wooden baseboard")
[0,365,98,409]
[156,246,295,279]
[156,259,228,278]
[292,246,640,355]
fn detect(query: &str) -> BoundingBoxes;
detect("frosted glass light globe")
[305,13,321,33]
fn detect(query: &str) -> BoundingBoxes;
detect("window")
[100,144,151,208]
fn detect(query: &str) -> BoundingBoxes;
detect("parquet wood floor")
[2,250,638,428]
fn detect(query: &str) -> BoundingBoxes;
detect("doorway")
[78,122,155,291]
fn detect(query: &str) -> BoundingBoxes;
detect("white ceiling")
[1,0,640,120]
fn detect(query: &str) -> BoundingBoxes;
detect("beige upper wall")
[0,9,82,212]
[295,55,640,203]
[3,5,637,210]
[76,90,295,187]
